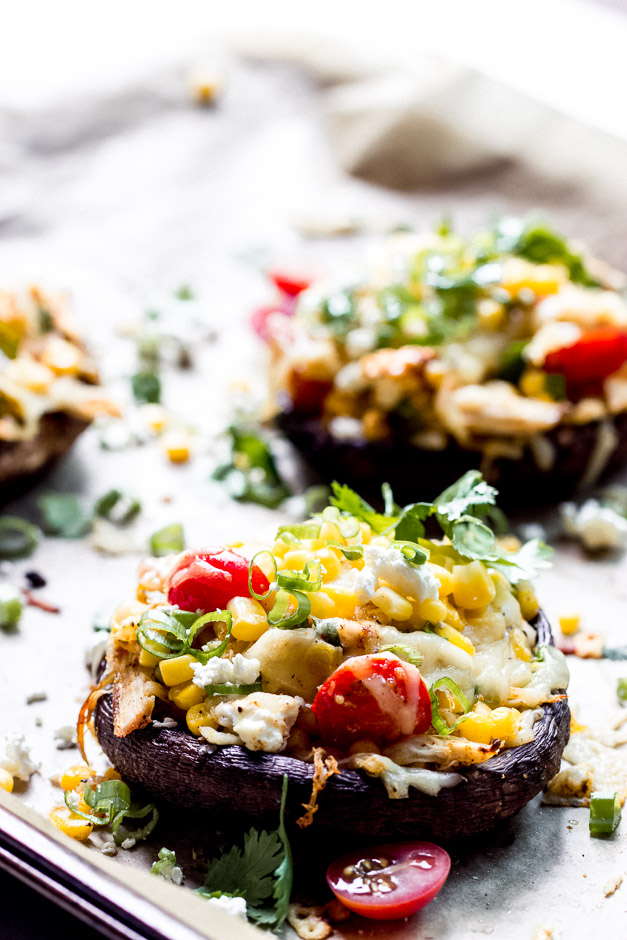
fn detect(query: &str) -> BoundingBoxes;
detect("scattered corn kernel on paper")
[1,41,627,940]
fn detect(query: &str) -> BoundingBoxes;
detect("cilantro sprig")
[213,423,291,509]
[330,471,553,583]
[197,775,292,928]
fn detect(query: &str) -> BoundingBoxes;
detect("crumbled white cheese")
[346,752,463,798]
[204,895,248,920]
[214,692,303,752]
[101,841,118,857]
[1,733,39,781]
[152,717,178,729]
[361,543,439,604]
[89,517,139,556]
[120,837,136,850]
[561,499,627,552]
[192,654,261,690]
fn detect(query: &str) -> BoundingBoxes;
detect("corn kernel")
[520,369,549,400]
[360,522,372,544]
[168,680,205,710]
[419,598,449,623]
[163,432,191,464]
[516,582,539,621]
[228,595,269,642]
[314,548,343,583]
[431,564,454,598]
[435,623,475,655]
[41,336,81,375]
[321,587,358,619]
[373,586,413,622]
[0,768,14,792]
[186,701,218,736]
[460,707,520,745]
[48,806,93,842]
[282,549,310,571]
[308,592,336,619]
[139,649,161,668]
[559,613,581,636]
[159,653,196,687]
[348,740,381,756]
[452,562,496,610]
[500,258,565,297]
[60,765,95,792]
[103,768,122,781]
[511,629,532,662]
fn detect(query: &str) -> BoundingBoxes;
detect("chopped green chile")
[276,559,322,593]
[429,677,472,736]
[64,778,158,843]
[94,489,141,525]
[0,516,40,560]
[204,682,263,696]
[267,588,311,629]
[381,644,422,667]
[149,523,184,556]
[589,791,622,835]
[617,678,627,703]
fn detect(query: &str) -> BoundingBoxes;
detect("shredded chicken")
[111,643,157,738]
[437,381,565,440]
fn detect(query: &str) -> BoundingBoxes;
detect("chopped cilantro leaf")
[131,371,161,404]
[198,775,292,928]
[494,216,599,287]
[329,482,395,534]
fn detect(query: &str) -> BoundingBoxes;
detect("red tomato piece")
[166,550,269,613]
[544,327,627,386]
[311,654,432,747]
[268,268,313,297]
[250,301,297,343]
[327,842,451,920]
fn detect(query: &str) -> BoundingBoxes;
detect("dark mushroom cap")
[277,406,627,506]
[0,412,89,502]
[95,610,570,840]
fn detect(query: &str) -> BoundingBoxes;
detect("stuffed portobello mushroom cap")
[266,218,627,506]
[0,412,89,500]
[95,610,569,841]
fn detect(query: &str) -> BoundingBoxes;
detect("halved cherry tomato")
[268,268,313,297]
[327,842,451,920]
[311,654,432,748]
[544,327,627,387]
[166,549,269,613]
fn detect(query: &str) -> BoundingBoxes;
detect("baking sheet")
[1,49,626,940]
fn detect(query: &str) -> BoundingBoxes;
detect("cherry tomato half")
[544,327,627,388]
[327,842,451,920]
[250,302,297,343]
[166,549,269,613]
[311,654,432,748]
[268,268,313,297]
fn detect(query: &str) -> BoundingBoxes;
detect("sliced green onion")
[617,678,627,704]
[337,516,360,539]
[589,791,621,836]
[137,607,232,663]
[276,524,321,541]
[0,583,22,629]
[0,517,40,560]
[325,539,363,560]
[267,588,311,629]
[276,531,300,546]
[429,677,472,736]
[94,489,141,525]
[248,550,277,601]
[192,611,233,665]
[39,494,91,538]
[382,482,396,517]
[392,540,430,566]
[381,644,422,667]
[204,682,263,696]
[149,523,184,557]
[321,506,340,523]
[276,560,322,593]
[131,370,161,404]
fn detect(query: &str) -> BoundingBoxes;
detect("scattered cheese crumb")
[561,499,627,552]
[1,733,39,781]
[25,691,48,705]
[204,895,248,919]
[152,717,178,730]
[604,873,624,898]
[101,841,118,857]
[54,725,77,750]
